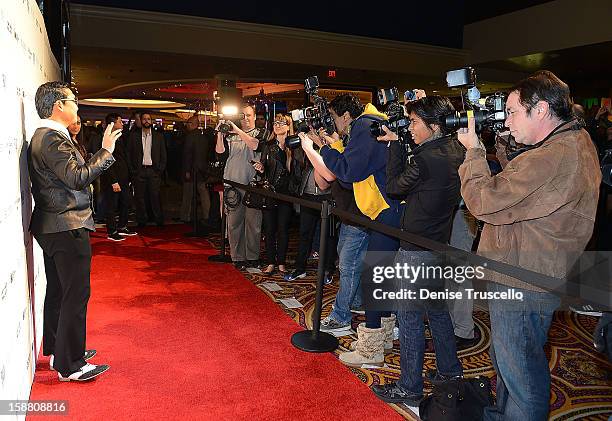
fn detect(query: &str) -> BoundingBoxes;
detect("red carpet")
[28,225,402,420]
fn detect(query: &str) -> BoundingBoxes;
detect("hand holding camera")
[251,160,264,173]
[457,111,480,149]
[376,125,399,142]
[216,119,240,134]
[299,132,314,150]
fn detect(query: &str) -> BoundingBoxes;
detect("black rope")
[222,178,612,309]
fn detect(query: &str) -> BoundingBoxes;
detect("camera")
[443,92,507,132]
[217,120,232,134]
[404,89,417,103]
[442,67,507,132]
[286,76,336,149]
[370,87,410,141]
[215,112,245,134]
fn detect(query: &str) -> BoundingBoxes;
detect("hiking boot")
[339,324,384,367]
[349,319,395,354]
[381,314,397,352]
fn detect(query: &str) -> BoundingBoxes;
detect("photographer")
[252,114,294,274]
[316,94,403,366]
[215,104,262,270]
[283,128,338,284]
[300,130,369,334]
[457,71,600,420]
[370,96,465,405]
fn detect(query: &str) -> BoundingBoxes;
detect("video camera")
[442,67,507,132]
[370,87,410,142]
[216,113,245,134]
[286,76,336,149]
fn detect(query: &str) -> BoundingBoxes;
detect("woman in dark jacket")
[253,113,295,274]
[371,96,465,405]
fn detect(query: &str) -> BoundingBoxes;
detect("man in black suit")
[100,113,136,241]
[127,111,167,226]
[181,115,211,224]
[28,81,121,381]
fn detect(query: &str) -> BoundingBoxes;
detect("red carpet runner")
[28,225,402,420]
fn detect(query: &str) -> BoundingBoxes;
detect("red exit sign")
[328,70,336,78]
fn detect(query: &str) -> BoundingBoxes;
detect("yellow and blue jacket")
[320,103,401,220]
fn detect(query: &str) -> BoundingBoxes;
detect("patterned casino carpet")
[208,232,612,420]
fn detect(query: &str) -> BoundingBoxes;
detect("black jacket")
[260,140,290,192]
[183,129,210,179]
[100,135,130,188]
[127,129,167,175]
[386,134,465,250]
[28,127,115,234]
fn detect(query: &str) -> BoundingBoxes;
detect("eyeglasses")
[273,121,288,126]
[60,97,79,105]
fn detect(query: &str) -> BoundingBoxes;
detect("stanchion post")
[291,200,339,352]
[192,166,199,233]
[208,200,232,262]
[220,207,228,259]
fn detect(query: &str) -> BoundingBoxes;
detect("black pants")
[263,202,293,265]
[295,194,337,273]
[134,167,163,225]
[35,228,91,376]
[104,182,130,233]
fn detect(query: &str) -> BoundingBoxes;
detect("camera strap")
[506,118,582,161]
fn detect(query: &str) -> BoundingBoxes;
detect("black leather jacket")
[28,127,115,234]
[386,134,465,250]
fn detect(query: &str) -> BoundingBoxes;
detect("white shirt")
[142,129,153,165]
[39,119,113,153]
[39,119,71,141]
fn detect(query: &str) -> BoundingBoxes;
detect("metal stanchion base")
[208,254,233,263]
[291,330,339,353]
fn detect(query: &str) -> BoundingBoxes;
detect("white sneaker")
[58,363,109,382]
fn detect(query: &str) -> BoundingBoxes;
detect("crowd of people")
[210,70,605,419]
[28,69,610,419]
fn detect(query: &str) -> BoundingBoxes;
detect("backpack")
[419,377,493,421]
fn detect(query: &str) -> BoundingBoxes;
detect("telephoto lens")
[285,135,302,149]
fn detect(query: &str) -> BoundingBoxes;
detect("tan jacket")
[459,124,601,291]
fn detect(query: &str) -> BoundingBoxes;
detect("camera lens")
[285,135,301,149]
[218,122,231,133]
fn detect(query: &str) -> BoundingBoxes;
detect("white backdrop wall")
[0,1,60,418]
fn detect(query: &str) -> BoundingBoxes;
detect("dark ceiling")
[71,0,467,48]
[70,0,556,49]
[463,0,555,23]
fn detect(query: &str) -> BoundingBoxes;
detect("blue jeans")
[484,283,560,421]
[396,249,463,395]
[328,224,369,324]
